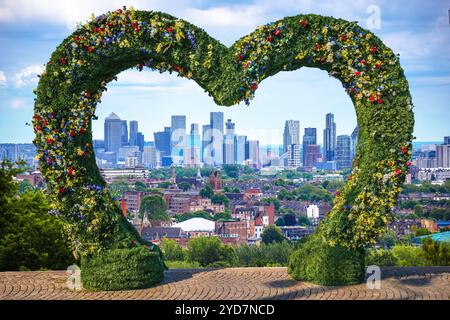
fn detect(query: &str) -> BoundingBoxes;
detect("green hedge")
[288,236,365,286]
[81,246,165,291]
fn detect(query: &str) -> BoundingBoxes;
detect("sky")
[0,0,449,145]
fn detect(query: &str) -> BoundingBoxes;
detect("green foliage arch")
[33,7,413,289]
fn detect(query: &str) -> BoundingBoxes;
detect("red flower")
[369,95,376,103]
[174,65,182,72]
[59,187,65,194]
[59,57,67,65]
[85,91,91,98]
[46,158,52,164]
[299,19,308,28]
[348,175,353,181]
[88,47,94,53]
[340,34,347,42]
[251,83,258,90]
[315,43,321,50]
[79,128,86,134]
[355,71,361,77]
[33,114,40,120]
[377,98,383,104]
[273,29,281,36]
[47,138,53,144]
[68,167,74,177]
[74,35,80,42]
[406,161,411,167]
[43,119,48,126]
[267,35,273,42]
[93,27,99,33]
[361,59,366,65]
[370,46,378,53]
[167,26,174,33]
[375,63,381,69]
[82,150,87,157]
[395,168,402,175]
[69,130,75,138]
[336,191,341,196]
[237,54,243,61]
[35,125,41,132]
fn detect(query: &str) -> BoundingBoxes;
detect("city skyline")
[0,1,450,144]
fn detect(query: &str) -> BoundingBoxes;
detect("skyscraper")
[436,143,450,168]
[302,128,317,165]
[304,144,322,169]
[143,145,160,168]
[129,120,138,146]
[336,135,352,170]
[121,120,128,146]
[235,135,247,164]
[224,119,236,164]
[171,115,186,165]
[201,124,211,164]
[136,132,145,152]
[186,123,201,167]
[286,144,301,167]
[210,112,224,166]
[444,136,450,145]
[323,113,336,161]
[351,126,359,159]
[283,120,300,152]
[104,112,122,154]
[154,127,171,157]
[246,140,261,169]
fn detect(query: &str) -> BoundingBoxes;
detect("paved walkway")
[0,267,449,300]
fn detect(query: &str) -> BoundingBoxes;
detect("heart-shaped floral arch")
[33,7,414,290]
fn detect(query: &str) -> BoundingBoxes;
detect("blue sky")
[0,0,449,145]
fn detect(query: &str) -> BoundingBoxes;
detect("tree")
[275,217,285,226]
[378,229,399,249]
[297,215,310,226]
[109,177,130,198]
[261,225,286,244]
[211,193,229,207]
[422,238,450,266]
[162,239,185,261]
[187,236,222,267]
[157,181,173,189]
[134,181,147,191]
[0,160,75,271]
[174,211,213,222]
[213,211,232,221]
[415,228,431,237]
[222,164,239,179]
[283,214,297,226]
[261,197,281,211]
[178,182,192,192]
[139,195,169,220]
[200,185,214,199]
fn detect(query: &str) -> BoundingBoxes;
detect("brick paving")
[0,267,449,300]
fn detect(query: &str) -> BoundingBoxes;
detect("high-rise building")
[143,145,160,168]
[224,119,236,165]
[171,115,186,165]
[286,144,301,167]
[186,123,201,167]
[129,120,138,146]
[210,112,224,166]
[121,120,128,146]
[304,144,322,169]
[136,132,145,152]
[436,144,450,168]
[246,140,261,169]
[104,112,122,154]
[235,135,247,164]
[336,135,352,170]
[351,126,359,159]
[283,120,300,153]
[323,113,336,161]
[444,136,450,145]
[202,124,211,164]
[302,128,317,165]
[154,127,171,157]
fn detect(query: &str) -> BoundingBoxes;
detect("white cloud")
[10,98,26,109]
[13,64,44,87]
[0,71,6,87]
[184,6,265,28]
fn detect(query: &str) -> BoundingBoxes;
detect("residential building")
[304,144,322,169]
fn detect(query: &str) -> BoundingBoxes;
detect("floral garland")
[34,7,414,260]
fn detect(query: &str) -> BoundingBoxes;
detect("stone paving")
[0,267,449,300]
